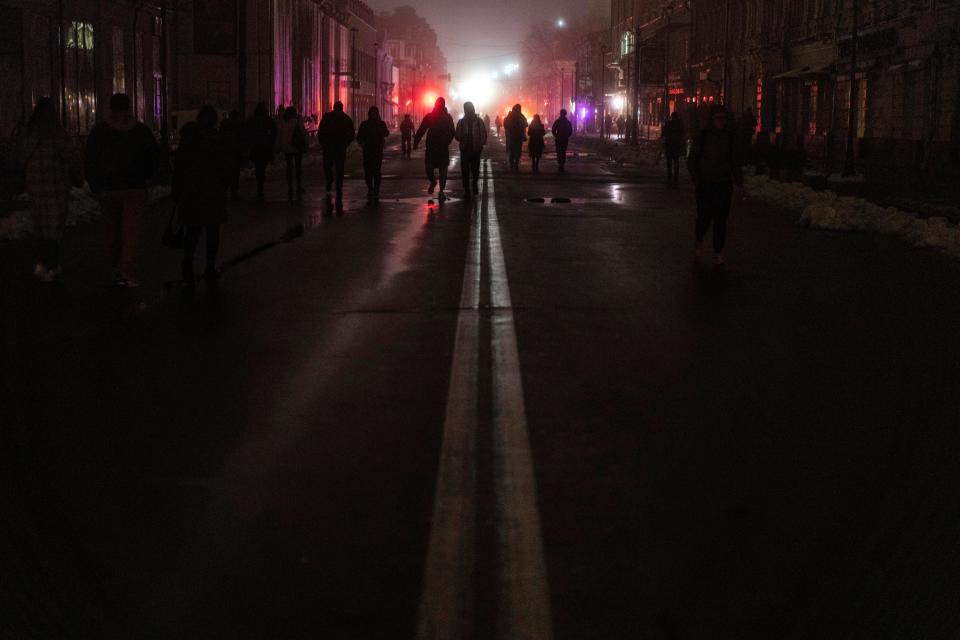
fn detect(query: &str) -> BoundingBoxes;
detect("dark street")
[5,134,960,639]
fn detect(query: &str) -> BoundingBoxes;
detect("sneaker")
[428,181,436,194]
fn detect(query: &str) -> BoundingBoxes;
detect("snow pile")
[745,174,960,257]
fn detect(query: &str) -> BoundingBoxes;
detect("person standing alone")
[551,108,573,173]
[356,106,390,203]
[318,101,356,208]
[687,105,743,266]
[414,97,456,202]
[455,101,487,199]
[84,93,159,287]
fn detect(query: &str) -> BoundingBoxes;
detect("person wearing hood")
[454,101,487,198]
[503,104,528,172]
[527,114,546,173]
[400,114,415,159]
[687,104,744,266]
[318,101,355,206]
[414,97,456,201]
[356,106,391,202]
[84,93,160,287]
[172,105,232,285]
[551,109,574,173]
[20,97,84,281]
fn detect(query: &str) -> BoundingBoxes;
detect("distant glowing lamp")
[612,95,624,110]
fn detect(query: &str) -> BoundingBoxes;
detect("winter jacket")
[84,114,159,193]
[318,109,355,154]
[400,118,415,139]
[414,108,456,165]
[687,127,743,186]
[277,117,308,155]
[172,123,232,227]
[246,113,278,161]
[503,112,528,149]
[455,115,488,153]
[356,119,391,156]
[551,116,573,144]
[661,118,686,156]
[527,122,546,157]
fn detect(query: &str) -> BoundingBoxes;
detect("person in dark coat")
[84,92,159,287]
[356,106,391,202]
[454,101,488,198]
[661,111,686,186]
[318,101,355,206]
[277,106,308,201]
[687,104,744,266]
[495,113,502,138]
[172,105,232,284]
[551,109,574,173]
[503,104,528,172]
[400,114,414,159]
[246,102,277,201]
[527,114,546,173]
[219,109,245,201]
[414,97,456,201]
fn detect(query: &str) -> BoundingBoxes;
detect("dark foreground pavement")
[4,133,960,639]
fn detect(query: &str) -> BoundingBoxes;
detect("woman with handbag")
[172,106,231,285]
[20,98,84,282]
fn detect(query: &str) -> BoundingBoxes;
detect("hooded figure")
[318,101,356,203]
[84,92,160,287]
[455,101,488,198]
[503,104,528,171]
[551,109,574,173]
[687,104,744,266]
[356,106,391,201]
[414,97,456,200]
[400,114,415,158]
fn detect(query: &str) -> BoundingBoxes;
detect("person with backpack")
[400,114,415,159]
[527,114,546,173]
[172,106,233,285]
[687,104,744,266]
[551,108,574,173]
[356,106,391,203]
[317,101,355,208]
[19,98,84,281]
[277,106,308,201]
[245,102,278,201]
[455,101,488,199]
[503,104,528,172]
[414,97,456,202]
[84,93,159,287]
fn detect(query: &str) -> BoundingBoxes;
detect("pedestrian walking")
[318,101,355,207]
[400,114,414,159]
[661,111,686,186]
[455,101,487,198]
[246,102,278,201]
[495,113,503,138]
[172,106,232,285]
[527,114,546,173]
[503,104,528,172]
[687,105,744,266]
[551,108,573,173]
[356,106,390,203]
[277,106,308,201]
[19,98,84,282]
[414,97,456,202]
[482,113,491,138]
[84,93,159,287]
[219,109,245,201]
[616,114,626,140]
[604,112,613,139]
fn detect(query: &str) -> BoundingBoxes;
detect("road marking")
[418,159,553,639]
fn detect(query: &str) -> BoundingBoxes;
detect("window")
[621,31,634,56]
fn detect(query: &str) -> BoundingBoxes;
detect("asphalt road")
[4,133,960,639]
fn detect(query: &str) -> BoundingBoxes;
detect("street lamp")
[557,18,565,27]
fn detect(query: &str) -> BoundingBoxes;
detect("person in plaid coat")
[20,98,84,281]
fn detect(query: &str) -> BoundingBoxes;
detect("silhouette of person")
[414,97,456,201]
[503,104,528,172]
[219,109,245,200]
[277,106,308,201]
[661,111,686,186]
[400,113,415,158]
[356,106,391,202]
[455,101,488,199]
[495,113,502,138]
[318,101,355,206]
[551,108,573,173]
[527,114,546,173]
[246,102,277,201]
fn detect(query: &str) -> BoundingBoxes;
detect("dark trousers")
[460,150,481,193]
[284,153,302,197]
[556,141,568,171]
[426,161,448,188]
[695,181,734,251]
[324,150,347,195]
[253,156,269,197]
[508,143,522,170]
[183,224,221,271]
[401,136,412,157]
[666,153,681,183]
[363,152,383,194]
